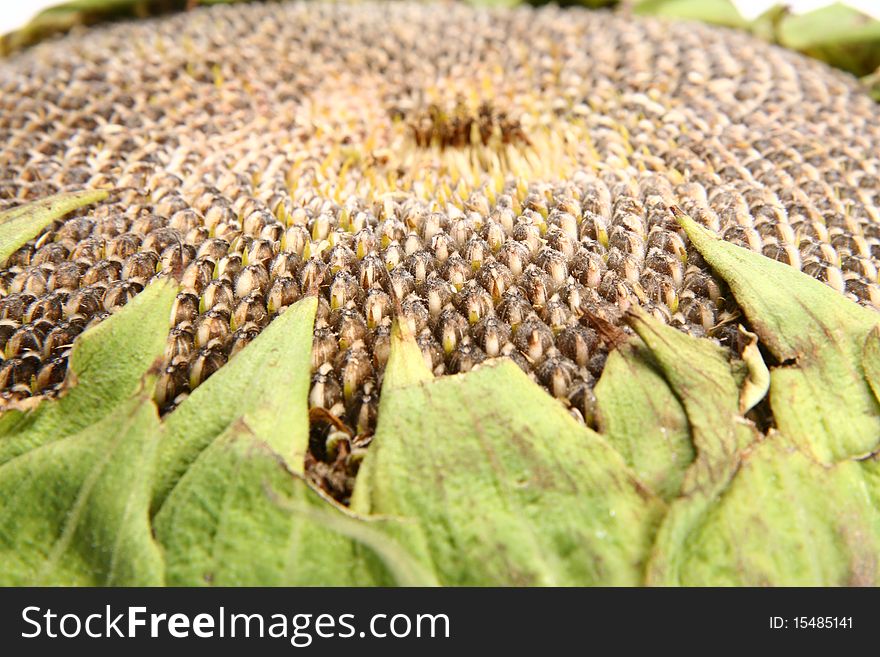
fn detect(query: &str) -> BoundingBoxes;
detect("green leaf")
[0,1,270,55]
[628,237,880,585]
[352,323,664,586]
[155,420,435,586]
[624,309,761,584]
[651,435,880,585]
[0,190,108,264]
[864,67,880,101]
[0,392,164,586]
[595,341,693,502]
[627,307,754,489]
[748,3,789,43]
[152,296,317,511]
[0,279,176,464]
[862,325,880,405]
[633,0,747,29]
[861,453,880,514]
[383,318,433,390]
[776,3,880,77]
[674,208,880,463]
[153,296,431,587]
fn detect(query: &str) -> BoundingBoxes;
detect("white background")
[0,1,879,36]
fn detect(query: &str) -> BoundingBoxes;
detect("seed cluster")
[1,2,880,496]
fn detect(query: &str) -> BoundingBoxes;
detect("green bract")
[352,322,664,585]
[1,0,880,586]
[0,190,108,265]
[152,296,317,510]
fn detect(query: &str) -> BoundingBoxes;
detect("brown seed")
[196,238,230,262]
[24,292,65,323]
[200,278,234,315]
[496,287,531,328]
[34,357,68,392]
[339,347,374,402]
[346,380,379,435]
[48,261,86,291]
[312,326,339,370]
[519,265,552,308]
[164,326,195,362]
[326,245,358,275]
[159,243,196,277]
[154,359,190,408]
[41,321,83,359]
[232,292,269,329]
[436,307,469,355]
[245,238,276,268]
[476,261,513,300]
[266,276,301,313]
[514,317,554,363]
[189,347,227,389]
[359,254,389,290]
[4,325,41,358]
[103,281,142,311]
[106,233,142,261]
[214,253,243,282]
[406,251,436,284]
[141,227,183,255]
[388,267,415,301]
[180,257,216,294]
[536,248,569,288]
[415,332,444,373]
[269,252,301,281]
[448,342,486,374]
[299,259,327,294]
[329,272,363,310]
[1,383,34,406]
[455,282,493,325]
[370,324,392,369]
[473,316,511,357]
[464,237,489,270]
[82,259,122,287]
[122,252,159,283]
[556,325,597,367]
[332,307,368,350]
[229,323,262,358]
[431,233,454,263]
[56,217,95,246]
[64,287,104,317]
[281,225,310,257]
[567,380,598,427]
[536,355,578,398]
[0,353,40,387]
[363,288,392,329]
[540,301,572,333]
[170,291,199,326]
[11,268,50,297]
[0,320,19,351]
[31,242,70,266]
[195,310,232,349]
[442,254,470,290]
[170,209,203,234]
[310,362,342,409]
[85,311,111,331]
[400,295,430,334]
